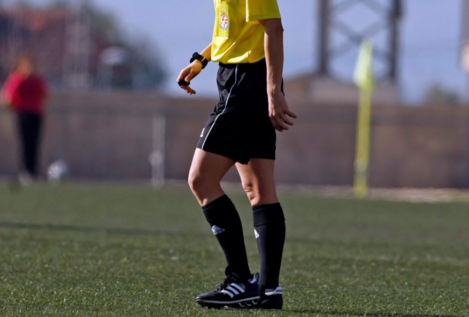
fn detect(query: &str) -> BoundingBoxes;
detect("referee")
[177,0,296,310]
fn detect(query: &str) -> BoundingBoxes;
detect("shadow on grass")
[290,310,458,317]
[0,221,199,237]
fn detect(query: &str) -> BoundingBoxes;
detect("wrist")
[267,85,282,96]
[190,52,208,69]
[192,59,203,68]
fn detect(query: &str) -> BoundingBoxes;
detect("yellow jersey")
[212,0,281,64]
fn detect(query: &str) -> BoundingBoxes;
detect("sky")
[4,0,465,104]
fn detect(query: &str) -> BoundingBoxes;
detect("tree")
[1,0,166,90]
[73,1,166,90]
[425,84,461,107]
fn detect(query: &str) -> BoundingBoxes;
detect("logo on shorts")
[220,12,229,31]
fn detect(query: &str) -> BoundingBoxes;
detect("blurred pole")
[354,41,375,199]
[463,0,469,187]
[354,90,372,199]
[317,0,330,76]
[466,74,469,103]
[150,114,166,187]
[64,0,91,89]
[389,0,403,83]
[461,0,469,102]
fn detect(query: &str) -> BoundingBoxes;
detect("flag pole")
[354,88,373,198]
[353,40,375,199]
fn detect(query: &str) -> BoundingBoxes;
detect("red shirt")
[2,72,48,116]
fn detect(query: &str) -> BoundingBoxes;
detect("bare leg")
[236,159,278,207]
[188,149,236,206]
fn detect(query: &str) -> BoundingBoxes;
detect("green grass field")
[0,182,468,316]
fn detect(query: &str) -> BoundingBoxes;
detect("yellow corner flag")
[353,40,375,199]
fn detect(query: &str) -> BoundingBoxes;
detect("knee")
[188,171,203,194]
[243,181,279,207]
[188,170,218,197]
[242,181,260,206]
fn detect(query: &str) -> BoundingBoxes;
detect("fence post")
[150,113,166,187]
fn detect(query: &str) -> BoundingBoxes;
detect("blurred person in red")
[1,55,48,182]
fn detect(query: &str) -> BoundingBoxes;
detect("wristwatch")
[190,52,208,69]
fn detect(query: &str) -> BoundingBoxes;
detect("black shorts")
[197,59,277,165]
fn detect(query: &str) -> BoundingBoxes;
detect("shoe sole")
[258,295,283,310]
[231,299,259,309]
[196,296,260,309]
[236,303,283,310]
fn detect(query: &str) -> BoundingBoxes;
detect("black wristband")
[190,52,208,69]
[178,79,190,87]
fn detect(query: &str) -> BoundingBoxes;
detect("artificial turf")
[0,182,468,316]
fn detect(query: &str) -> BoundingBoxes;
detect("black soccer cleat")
[195,272,260,309]
[258,286,283,310]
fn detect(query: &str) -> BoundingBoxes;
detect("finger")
[276,113,288,130]
[177,69,189,82]
[185,69,196,83]
[285,109,297,119]
[277,117,288,130]
[271,113,285,131]
[280,113,294,126]
[275,116,289,131]
[186,86,196,95]
[270,117,280,131]
[180,85,194,94]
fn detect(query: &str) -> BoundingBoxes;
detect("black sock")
[202,195,251,279]
[253,203,286,292]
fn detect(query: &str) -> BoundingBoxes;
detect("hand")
[177,61,203,95]
[268,90,297,132]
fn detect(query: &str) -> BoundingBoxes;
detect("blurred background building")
[0,0,165,90]
[1,0,469,189]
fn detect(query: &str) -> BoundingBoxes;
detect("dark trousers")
[17,112,43,177]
